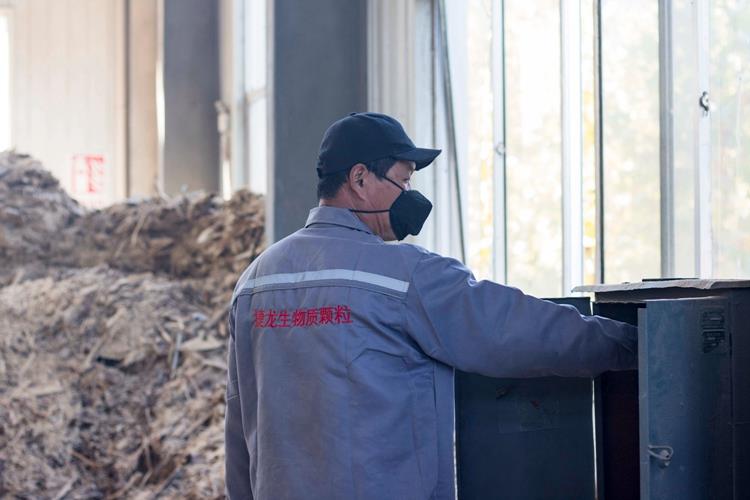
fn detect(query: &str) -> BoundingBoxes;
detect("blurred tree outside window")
[600,0,661,283]
[504,0,564,296]
[464,0,495,282]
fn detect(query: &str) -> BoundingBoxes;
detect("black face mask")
[351,177,433,241]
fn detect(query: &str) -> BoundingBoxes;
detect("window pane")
[581,0,598,285]
[710,1,750,277]
[464,0,495,281]
[505,0,563,297]
[672,0,699,278]
[444,0,496,274]
[601,0,660,283]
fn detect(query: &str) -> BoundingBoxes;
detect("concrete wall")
[8,0,223,202]
[161,0,220,195]
[7,0,367,213]
[268,0,368,241]
[10,0,127,207]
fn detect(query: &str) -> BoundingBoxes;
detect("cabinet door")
[639,297,732,500]
[456,297,596,500]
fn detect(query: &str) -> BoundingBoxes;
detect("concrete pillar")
[268,0,368,242]
[127,0,159,198]
[160,0,221,195]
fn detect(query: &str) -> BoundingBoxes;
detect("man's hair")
[317,157,396,200]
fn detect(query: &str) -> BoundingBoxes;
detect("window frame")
[370,0,735,291]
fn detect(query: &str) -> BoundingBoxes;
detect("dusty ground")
[0,152,265,499]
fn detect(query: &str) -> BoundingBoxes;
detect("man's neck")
[319,193,353,209]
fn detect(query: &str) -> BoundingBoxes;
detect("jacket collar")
[305,206,375,235]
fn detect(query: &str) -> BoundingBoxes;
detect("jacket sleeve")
[405,251,637,378]
[225,303,253,499]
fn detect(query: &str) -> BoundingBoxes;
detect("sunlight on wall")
[0,15,10,151]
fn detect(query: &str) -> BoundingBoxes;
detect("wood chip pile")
[0,153,84,283]
[0,152,266,499]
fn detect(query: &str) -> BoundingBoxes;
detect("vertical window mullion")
[659,0,676,278]
[492,0,507,284]
[561,0,584,294]
[593,0,605,283]
[695,0,712,277]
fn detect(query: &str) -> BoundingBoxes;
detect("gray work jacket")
[225,206,637,500]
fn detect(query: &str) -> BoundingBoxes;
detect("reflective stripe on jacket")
[225,206,637,500]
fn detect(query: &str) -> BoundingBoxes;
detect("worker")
[224,112,637,500]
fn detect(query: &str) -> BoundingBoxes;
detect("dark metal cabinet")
[455,280,750,500]
[456,297,597,500]
[581,280,750,500]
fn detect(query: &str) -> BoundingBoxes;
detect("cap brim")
[392,147,442,170]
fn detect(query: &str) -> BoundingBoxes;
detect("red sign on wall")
[70,154,109,207]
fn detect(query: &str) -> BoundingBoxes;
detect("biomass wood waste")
[0,152,266,499]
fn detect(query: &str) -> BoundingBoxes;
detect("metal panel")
[456,297,596,500]
[638,297,732,499]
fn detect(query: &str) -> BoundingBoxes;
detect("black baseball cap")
[317,112,442,178]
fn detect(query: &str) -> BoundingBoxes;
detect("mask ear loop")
[350,208,389,213]
[350,175,405,214]
[382,176,406,192]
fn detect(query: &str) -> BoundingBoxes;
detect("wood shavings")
[0,152,266,498]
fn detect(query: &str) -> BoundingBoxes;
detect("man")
[225,112,636,499]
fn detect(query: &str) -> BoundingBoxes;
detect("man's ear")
[349,163,368,189]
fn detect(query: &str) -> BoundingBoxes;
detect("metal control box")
[455,280,750,500]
